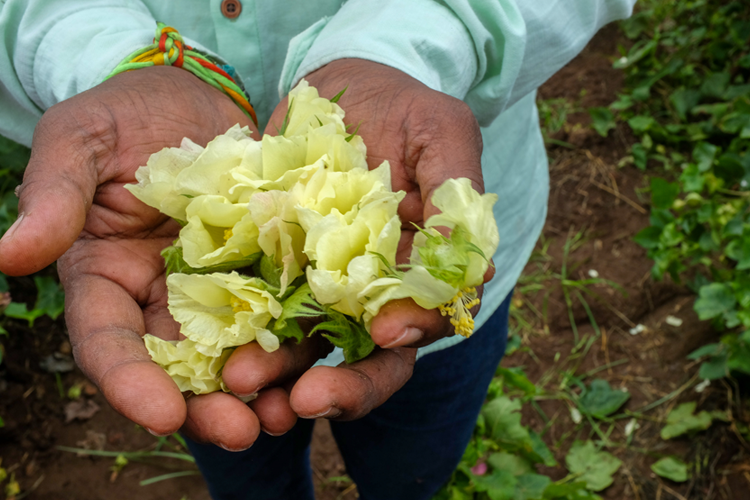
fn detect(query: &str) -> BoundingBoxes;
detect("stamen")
[230,295,253,313]
[438,287,480,338]
[224,228,234,242]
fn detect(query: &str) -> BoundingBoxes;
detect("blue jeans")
[186,294,510,500]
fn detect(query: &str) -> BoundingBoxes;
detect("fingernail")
[232,392,258,403]
[145,427,172,437]
[2,212,24,240]
[300,407,342,419]
[219,443,251,452]
[262,428,287,437]
[382,327,423,348]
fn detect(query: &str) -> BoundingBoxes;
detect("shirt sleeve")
[280,0,637,127]
[0,0,224,147]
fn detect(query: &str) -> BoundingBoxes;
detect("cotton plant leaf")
[565,440,622,492]
[472,469,517,500]
[274,283,325,332]
[33,275,65,321]
[651,457,690,482]
[3,302,45,327]
[310,310,375,363]
[578,379,630,419]
[660,402,714,439]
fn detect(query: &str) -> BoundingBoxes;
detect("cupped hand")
[0,66,295,450]
[222,59,492,421]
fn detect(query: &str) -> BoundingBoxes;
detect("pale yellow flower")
[303,185,404,318]
[167,272,283,356]
[126,125,259,220]
[179,195,261,268]
[283,79,348,137]
[144,335,231,394]
[247,190,308,295]
[359,178,498,337]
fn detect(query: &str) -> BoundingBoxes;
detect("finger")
[182,392,260,451]
[369,298,448,349]
[248,387,298,436]
[221,336,332,396]
[66,273,187,435]
[290,346,416,421]
[0,106,100,275]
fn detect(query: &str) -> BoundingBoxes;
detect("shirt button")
[221,0,242,18]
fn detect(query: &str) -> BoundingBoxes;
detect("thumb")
[0,105,101,276]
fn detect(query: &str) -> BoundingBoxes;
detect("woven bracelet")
[105,22,258,126]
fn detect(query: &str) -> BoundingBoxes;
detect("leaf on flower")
[310,310,375,363]
[274,283,325,334]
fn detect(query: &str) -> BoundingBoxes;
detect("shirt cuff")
[278,0,477,100]
[31,8,218,109]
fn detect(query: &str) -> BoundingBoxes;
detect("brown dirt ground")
[1,23,748,500]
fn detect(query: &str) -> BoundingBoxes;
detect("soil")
[1,23,748,500]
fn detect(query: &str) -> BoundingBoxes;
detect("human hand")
[0,67,297,450]
[222,59,494,421]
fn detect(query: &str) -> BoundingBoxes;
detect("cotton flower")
[247,189,308,295]
[360,178,498,337]
[179,195,261,269]
[144,336,231,394]
[126,125,259,220]
[167,272,283,356]
[283,79,348,137]
[303,186,404,318]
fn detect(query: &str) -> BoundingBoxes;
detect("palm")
[0,67,265,445]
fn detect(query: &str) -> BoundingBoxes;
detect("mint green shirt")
[0,0,635,361]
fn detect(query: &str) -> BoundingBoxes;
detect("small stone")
[82,381,98,396]
[665,315,683,327]
[58,340,72,355]
[629,324,646,335]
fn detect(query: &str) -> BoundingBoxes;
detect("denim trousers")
[186,293,510,500]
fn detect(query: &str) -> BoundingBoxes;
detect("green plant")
[608,0,750,379]
[434,363,628,500]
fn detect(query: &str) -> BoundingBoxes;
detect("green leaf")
[661,402,714,439]
[694,283,736,320]
[329,86,348,104]
[651,457,690,482]
[687,343,723,360]
[516,474,552,500]
[565,441,621,492]
[679,164,705,192]
[33,276,65,320]
[670,88,701,120]
[588,108,615,137]
[473,469,517,500]
[578,379,630,419]
[529,431,558,467]
[650,178,680,210]
[0,273,7,293]
[481,396,532,449]
[627,115,655,133]
[700,72,730,99]
[496,367,536,396]
[4,302,45,327]
[633,226,662,250]
[274,283,325,339]
[310,310,375,364]
[632,144,648,170]
[543,481,600,499]
[487,452,533,477]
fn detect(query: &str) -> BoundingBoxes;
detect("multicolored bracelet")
[105,22,258,126]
